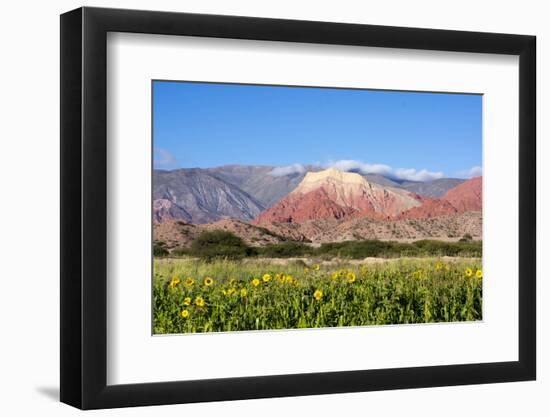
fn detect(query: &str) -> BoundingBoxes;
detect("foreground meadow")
[153,257,482,334]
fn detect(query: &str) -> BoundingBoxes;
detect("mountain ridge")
[153,169,265,224]
[254,169,481,224]
[254,168,424,224]
[154,211,482,248]
[153,165,472,225]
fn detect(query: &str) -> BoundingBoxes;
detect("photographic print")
[152,81,483,334]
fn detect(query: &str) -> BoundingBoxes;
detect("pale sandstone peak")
[300,168,368,186]
[255,168,424,224]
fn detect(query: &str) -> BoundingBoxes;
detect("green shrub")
[159,232,482,260]
[317,240,402,258]
[153,242,169,257]
[257,241,311,258]
[413,239,481,257]
[171,247,191,257]
[459,233,473,242]
[190,230,256,260]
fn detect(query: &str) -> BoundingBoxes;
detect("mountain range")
[153,165,470,224]
[153,168,265,224]
[153,165,482,246]
[253,169,481,224]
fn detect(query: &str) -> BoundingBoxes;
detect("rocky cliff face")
[153,168,482,244]
[254,169,482,224]
[152,166,467,224]
[396,198,459,220]
[153,169,264,224]
[442,176,482,212]
[153,218,288,249]
[154,211,483,247]
[254,168,423,223]
[153,199,192,223]
[399,178,466,198]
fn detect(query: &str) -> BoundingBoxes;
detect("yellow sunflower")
[262,273,271,282]
[183,297,191,306]
[194,296,205,307]
[347,271,357,283]
[180,309,189,318]
[204,277,214,287]
[476,269,483,279]
[240,288,248,297]
[168,277,180,289]
[252,278,260,287]
[465,268,473,277]
[313,289,323,301]
[313,264,320,271]
[184,277,194,287]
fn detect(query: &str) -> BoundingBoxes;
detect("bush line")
[154,230,482,260]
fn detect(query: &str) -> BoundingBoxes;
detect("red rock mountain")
[442,176,482,212]
[254,169,482,224]
[254,168,423,224]
[396,198,459,220]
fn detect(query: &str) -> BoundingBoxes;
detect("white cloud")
[154,148,178,169]
[393,168,445,182]
[324,160,393,176]
[456,166,482,179]
[326,160,443,182]
[268,159,446,182]
[268,163,306,177]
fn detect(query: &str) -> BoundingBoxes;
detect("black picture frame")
[60,6,536,410]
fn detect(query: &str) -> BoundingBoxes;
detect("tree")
[190,230,255,260]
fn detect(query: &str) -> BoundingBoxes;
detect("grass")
[153,257,483,334]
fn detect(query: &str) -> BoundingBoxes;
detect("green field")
[153,257,483,334]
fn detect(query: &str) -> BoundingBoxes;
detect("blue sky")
[153,81,482,181]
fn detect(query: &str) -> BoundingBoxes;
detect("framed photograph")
[60,6,536,409]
